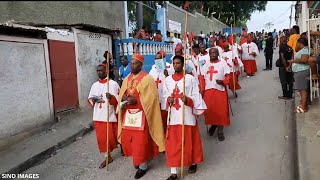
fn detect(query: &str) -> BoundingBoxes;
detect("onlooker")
[118,56,131,86]
[153,30,163,42]
[287,25,300,56]
[134,25,150,40]
[288,37,310,113]
[263,32,274,70]
[272,29,278,48]
[278,36,294,100]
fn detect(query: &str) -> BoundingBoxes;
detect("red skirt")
[203,89,230,126]
[121,121,159,166]
[242,60,257,75]
[161,110,168,135]
[228,72,241,92]
[165,123,203,167]
[93,121,118,153]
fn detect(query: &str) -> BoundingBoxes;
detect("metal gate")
[48,40,79,112]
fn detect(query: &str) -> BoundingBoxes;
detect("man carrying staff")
[117,53,165,179]
[199,48,231,141]
[163,55,207,180]
[221,44,241,97]
[88,64,120,169]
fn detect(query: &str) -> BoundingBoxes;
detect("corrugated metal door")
[48,40,79,112]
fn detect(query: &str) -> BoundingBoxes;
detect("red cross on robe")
[155,77,162,89]
[99,94,104,109]
[171,86,183,110]
[206,66,218,81]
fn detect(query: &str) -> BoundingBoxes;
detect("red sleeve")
[223,73,231,85]
[186,97,194,107]
[109,95,118,107]
[198,74,205,92]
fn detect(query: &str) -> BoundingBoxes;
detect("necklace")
[127,72,141,96]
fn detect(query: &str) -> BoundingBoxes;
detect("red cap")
[157,50,166,58]
[175,43,183,51]
[132,53,144,63]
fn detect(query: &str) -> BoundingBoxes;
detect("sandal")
[99,156,113,169]
[294,106,308,113]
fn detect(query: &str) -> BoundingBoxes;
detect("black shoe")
[208,125,217,136]
[235,92,238,98]
[278,96,289,100]
[263,68,269,71]
[166,174,178,180]
[188,164,197,174]
[120,145,124,156]
[134,165,139,169]
[217,130,225,141]
[134,168,147,179]
[269,67,272,70]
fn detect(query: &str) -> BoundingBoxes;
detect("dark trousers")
[279,67,294,98]
[265,54,273,69]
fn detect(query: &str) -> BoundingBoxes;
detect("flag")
[183,1,189,10]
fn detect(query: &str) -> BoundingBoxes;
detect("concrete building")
[0,1,126,38]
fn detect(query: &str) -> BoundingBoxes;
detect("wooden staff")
[181,11,188,179]
[231,25,237,101]
[106,52,110,171]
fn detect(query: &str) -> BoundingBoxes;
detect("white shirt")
[149,62,174,110]
[241,42,259,61]
[201,60,230,91]
[163,74,207,126]
[88,80,120,122]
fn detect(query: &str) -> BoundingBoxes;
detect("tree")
[169,1,267,27]
[127,1,158,34]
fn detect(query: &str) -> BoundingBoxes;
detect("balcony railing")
[114,38,174,73]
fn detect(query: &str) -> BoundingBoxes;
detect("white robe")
[88,80,120,122]
[241,42,259,61]
[200,60,230,91]
[163,74,207,126]
[221,51,236,72]
[149,62,173,110]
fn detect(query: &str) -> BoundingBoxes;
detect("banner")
[168,20,182,34]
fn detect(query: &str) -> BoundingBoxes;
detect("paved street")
[25,50,296,180]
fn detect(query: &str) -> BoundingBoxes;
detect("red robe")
[121,73,159,166]
[228,72,241,92]
[165,73,204,167]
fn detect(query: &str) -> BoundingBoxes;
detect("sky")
[246,1,296,33]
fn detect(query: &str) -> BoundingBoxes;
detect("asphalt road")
[25,50,296,180]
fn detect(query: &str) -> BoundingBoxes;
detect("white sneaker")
[247,76,250,78]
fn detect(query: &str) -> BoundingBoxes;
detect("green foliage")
[127,1,157,32]
[169,1,267,27]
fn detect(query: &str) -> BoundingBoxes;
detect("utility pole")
[289,1,294,28]
[136,1,144,29]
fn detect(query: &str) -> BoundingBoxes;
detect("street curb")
[290,98,300,180]
[4,123,94,175]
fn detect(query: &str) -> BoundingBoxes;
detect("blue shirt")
[292,47,310,73]
[272,32,277,39]
[119,64,131,79]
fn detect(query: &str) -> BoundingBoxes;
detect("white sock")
[139,162,148,170]
[170,167,177,174]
